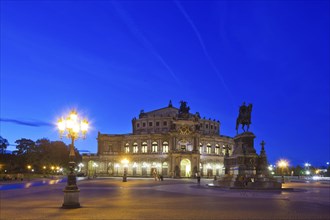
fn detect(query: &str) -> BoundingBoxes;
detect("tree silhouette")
[0,136,9,154]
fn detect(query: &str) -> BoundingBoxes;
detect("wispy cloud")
[0,118,53,127]
[174,1,234,102]
[111,2,181,85]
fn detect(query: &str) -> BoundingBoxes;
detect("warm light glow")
[57,110,89,140]
[73,124,80,133]
[66,118,74,129]
[121,159,129,165]
[43,166,46,169]
[57,118,66,131]
[27,165,31,170]
[93,162,98,168]
[277,159,289,168]
[70,111,78,121]
[81,119,88,132]
[51,166,54,170]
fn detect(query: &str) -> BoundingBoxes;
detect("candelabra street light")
[57,110,88,208]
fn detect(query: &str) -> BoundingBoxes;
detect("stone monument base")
[62,189,80,208]
[213,174,282,189]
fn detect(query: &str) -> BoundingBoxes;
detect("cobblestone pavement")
[1,177,329,220]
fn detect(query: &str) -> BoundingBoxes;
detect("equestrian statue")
[236,102,253,134]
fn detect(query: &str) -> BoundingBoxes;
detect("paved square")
[1,178,329,220]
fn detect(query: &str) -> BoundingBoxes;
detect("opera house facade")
[82,101,234,178]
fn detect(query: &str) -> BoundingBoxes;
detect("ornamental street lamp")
[57,110,88,208]
[277,159,289,183]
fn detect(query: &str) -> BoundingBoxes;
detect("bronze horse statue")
[236,103,252,134]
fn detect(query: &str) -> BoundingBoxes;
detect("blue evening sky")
[1,1,329,166]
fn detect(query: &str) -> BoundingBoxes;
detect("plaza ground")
[1,177,329,220]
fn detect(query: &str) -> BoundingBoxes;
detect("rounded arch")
[180,158,191,177]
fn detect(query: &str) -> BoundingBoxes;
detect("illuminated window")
[215,144,220,154]
[152,141,158,152]
[125,143,130,153]
[199,143,203,153]
[222,145,226,155]
[207,143,211,154]
[162,141,169,153]
[142,142,148,153]
[133,143,138,153]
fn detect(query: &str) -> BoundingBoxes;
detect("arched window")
[215,144,220,154]
[222,144,226,155]
[162,141,169,153]
[152,141,158,153]
[142,142,148,153]
[125,143,130,153]
[207,143,212,154]
[133,142,138,153]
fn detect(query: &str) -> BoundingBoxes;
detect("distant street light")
[57,110,89,208]
[92,162,98,178]
[277,159,289,183]
[121,159,129,182]
[27,165,32,181]
[304,162,311,176]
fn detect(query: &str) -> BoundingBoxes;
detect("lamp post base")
[62,189,80,209]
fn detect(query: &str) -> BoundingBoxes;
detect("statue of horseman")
[236,102,253,134]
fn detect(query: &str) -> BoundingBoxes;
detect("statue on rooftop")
[178,101,190,119]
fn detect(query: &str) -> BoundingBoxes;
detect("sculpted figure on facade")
[178,101,190,119]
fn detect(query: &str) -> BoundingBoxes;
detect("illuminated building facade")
[82,101,234,178]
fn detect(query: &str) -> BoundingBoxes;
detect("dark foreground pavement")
[1,177,329,220]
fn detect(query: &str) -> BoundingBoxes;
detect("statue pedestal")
[214,132,282,189]
[62,189,80,209]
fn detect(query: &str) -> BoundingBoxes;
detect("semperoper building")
[82,101,234,178]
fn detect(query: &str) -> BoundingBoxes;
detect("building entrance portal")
[180,159,191,177]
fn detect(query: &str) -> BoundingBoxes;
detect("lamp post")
[304,162,311,176]
[92,162,98,178]
[277,159,288,183]
[121,159,129,182]
[27,165,31,181]
[57,110,88,208]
